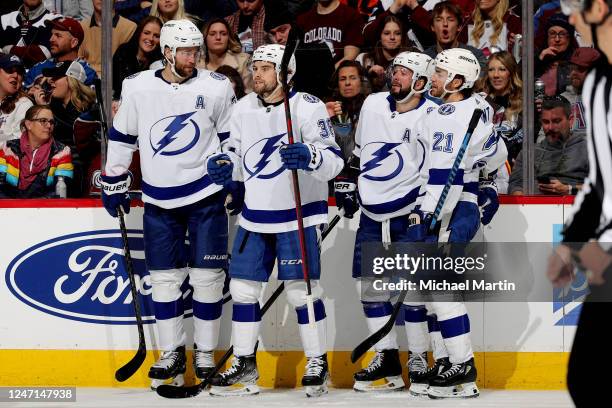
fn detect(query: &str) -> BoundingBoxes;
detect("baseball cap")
[45,17,85,45]
[570,47,601,68]
[42,60,87,84]
[0,53,25,72]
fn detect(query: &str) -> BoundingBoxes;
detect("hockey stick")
[115,207,147,381]
[156,211,343,398]
[321,209,344,241]
[278,29,318,327]
[350,109,483,363]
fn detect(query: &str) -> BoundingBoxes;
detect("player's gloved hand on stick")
[101,173,131,218]
[406,209,438,242]
[207,153,233,185]
[478,181,499,226]
[279,142,322,171]
[334,177,358,218]
[224,181,245,216]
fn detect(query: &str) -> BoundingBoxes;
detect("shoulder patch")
[210,72,227,81]
[438,104,455,115]
[126,72,141,80]
[303,94,320,104]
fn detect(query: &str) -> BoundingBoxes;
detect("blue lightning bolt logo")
[362,142,404,182]
[150,112,199,156]
[244,133,286,180]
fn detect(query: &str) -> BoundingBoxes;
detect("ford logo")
[5,230,195,325]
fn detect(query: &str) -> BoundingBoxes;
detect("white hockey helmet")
[252,44,296,84]
[160,19,203,78]
[434,48,481,94]
[392,51,433,96]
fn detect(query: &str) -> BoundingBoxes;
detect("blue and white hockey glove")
[101,173,131,218]
[207,153,233,186]
[279,143,322,171]
[406,209,438,242]
[334,177,358,218]
[224,181,245,216]
[478,181,499,226]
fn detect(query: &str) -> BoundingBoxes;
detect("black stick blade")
[156,382,206,399]
[115,346,146,382]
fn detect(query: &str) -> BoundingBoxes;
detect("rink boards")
[0,197,577,389]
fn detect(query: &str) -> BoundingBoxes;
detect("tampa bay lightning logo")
[149,112,200,156]
[438,104,455,115]
[361,142,404,182]
[243,133,287,180]
[303,94,320,103]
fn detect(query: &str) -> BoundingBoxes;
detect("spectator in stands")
[198,18,253,93]
[225,0,267,55]
[0,54,33,142]
[560,47,600,137]
[25,16,98,89]
[184,0,237,25]
[43,61,96,197]
[265,9,335,99]
[79,0,137,76]
[423,1,487,72]
[325,60,369,162]
[509,96,588,196]
[357,14,412,92]
[0,104,74,198]
[113,16,162,99]
[476,51,523,165]
[0,0,61,67]
[535,13,577,96]
[62,0,94,21]
[216,65,246,99]
[149,0,187,24]
[297,0,364,68]
[465,0,521,57]
[0,0,22,17]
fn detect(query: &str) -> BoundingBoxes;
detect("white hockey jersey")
[416,94,508,220]
[226,91,344,233]
[354,92,440,222]
[105,69,235,209]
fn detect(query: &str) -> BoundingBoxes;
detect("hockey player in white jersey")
[100,20,236,390]
[338,51,440,393]
[205,44,344,397]
[408,48,507,399]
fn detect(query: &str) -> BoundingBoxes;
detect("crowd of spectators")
[0,0,602,198]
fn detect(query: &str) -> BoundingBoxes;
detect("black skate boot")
[427,357,479,399]
[409,356,452,396]
[209,354,259,396]
[302,354,329,397]
[193,344,215,380]
[148,345,186,390]
[407,351,429,396]
[353,349,404,392]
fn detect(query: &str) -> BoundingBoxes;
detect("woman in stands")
[149,0,187,24]
[0,54,33,142]
[464,0,521,57]
[199,18,252,93]
[0,104,73,198]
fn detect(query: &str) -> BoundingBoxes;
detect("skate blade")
[209,383,260,397]
[427,382,479,399]
[353,376,405,392]
[305,384,328,398]
[150,374,185,391]
[408,382,428,397]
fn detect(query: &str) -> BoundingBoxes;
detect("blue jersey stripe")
[109,127,138,145]
[428,168,465,185]
[360,185,422,215]
[241,200,327,224]
[142,173,214,200]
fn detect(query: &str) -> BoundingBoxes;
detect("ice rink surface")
[0,388,573,408]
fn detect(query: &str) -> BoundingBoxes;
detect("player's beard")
[174,61,195,78]
[254,78,278,98]
[390,81,411,102]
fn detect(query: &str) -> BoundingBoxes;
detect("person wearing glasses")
[0,104,74,198]
[0,54,33,142]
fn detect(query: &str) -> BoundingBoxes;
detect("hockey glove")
[334,177,358,218]
[224,181,245,216]
[101,173,131,218]
[406,209,439,242]
[207,153,233,186]
[478,181,499,226]
[279,143,322,171]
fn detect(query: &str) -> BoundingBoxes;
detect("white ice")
[0,388,573,408]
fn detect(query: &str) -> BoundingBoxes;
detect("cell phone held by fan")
[537,175,551,184]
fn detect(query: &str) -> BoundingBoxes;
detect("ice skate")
[302,354,329,397]
[193,344,215,380]
[407,351,431,396]
[353,349,404,392]
[427,358,479,399]
[148,345,186,391]
[209,354,259,396]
